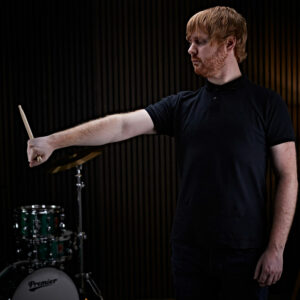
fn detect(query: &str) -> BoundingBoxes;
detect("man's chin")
[193,67,208,77]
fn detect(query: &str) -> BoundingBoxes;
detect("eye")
[187,39,207,47]
[195,39,207,45]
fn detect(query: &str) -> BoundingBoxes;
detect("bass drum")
[12,267,79,300]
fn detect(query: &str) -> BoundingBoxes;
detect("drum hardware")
[77,231,87,238]
[13,205,73,270]
[74,164,104,299]
[0,260,29,279]
[4,147,104,299]
[14,205,65,240]
[0,260,30,298]
[48,146,104,299]
[75,272,104,299]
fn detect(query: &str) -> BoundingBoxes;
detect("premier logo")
[28,278,58,292]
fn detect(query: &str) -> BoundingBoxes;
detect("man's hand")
[254,248,283,287]
[27,136,54,167]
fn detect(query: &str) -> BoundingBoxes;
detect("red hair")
[186,6,248,63]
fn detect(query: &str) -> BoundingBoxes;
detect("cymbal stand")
[75,165,103,299]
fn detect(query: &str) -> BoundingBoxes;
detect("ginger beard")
[192,42,228,78]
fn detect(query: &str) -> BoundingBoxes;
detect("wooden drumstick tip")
[18,105,43,163]
[18,105,34,139]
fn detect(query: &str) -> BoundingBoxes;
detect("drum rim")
[23,230,73,243]
[16,205,62,211]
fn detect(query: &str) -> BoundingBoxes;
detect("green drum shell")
[16,231,74,266]
[14,205,64,240]
[36,231,73,263]
[37,238,58,261]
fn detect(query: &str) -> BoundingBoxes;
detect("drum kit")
[0,146,104,300]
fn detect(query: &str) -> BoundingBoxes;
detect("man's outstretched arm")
[27,109,155,167]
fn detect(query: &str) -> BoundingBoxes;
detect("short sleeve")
[266,92,295,146]
[145,94,180,137]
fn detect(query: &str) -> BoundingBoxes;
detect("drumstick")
[18,105,42,162]
[18,105,34,139]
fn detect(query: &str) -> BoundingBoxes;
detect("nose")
[188,43,197,56]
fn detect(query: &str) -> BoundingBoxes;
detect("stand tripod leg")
[85,273,104,299]
[76,272,104,299]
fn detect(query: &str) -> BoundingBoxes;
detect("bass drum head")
[12,267,79,300]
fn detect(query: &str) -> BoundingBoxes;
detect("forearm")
[48,114,124,150]
[27,109,154,167]
[267,175,298,253]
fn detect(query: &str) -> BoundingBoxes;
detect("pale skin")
[27,29,298,287]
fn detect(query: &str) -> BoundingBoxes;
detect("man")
[27,6,297,300]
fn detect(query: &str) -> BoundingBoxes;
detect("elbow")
[276,168,298,182]
[111,114,127,143]
[276,172,298,192]
[279,173,298,183]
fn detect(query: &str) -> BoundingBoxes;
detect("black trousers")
[171,243,269,300]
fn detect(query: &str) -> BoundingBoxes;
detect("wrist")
[48,133,62,151]
[266,243,285,255]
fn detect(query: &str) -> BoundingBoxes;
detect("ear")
[226,36,236,51]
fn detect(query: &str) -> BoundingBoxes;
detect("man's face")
[187,30,228,78]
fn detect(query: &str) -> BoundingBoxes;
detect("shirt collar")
[205,75,245,92]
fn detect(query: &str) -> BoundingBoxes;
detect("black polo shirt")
[145,75,295,248]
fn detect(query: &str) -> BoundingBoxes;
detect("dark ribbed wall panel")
[1,0,299,299]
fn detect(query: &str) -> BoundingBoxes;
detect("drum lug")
[13,205,74,271]
[77,232,87,239]
[59,222,66,229]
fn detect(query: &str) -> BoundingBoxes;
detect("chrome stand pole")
[75,165,103,299]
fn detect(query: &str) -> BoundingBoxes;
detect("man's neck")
[207,58,242,85]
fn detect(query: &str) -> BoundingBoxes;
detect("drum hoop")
[17,205,62,213]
